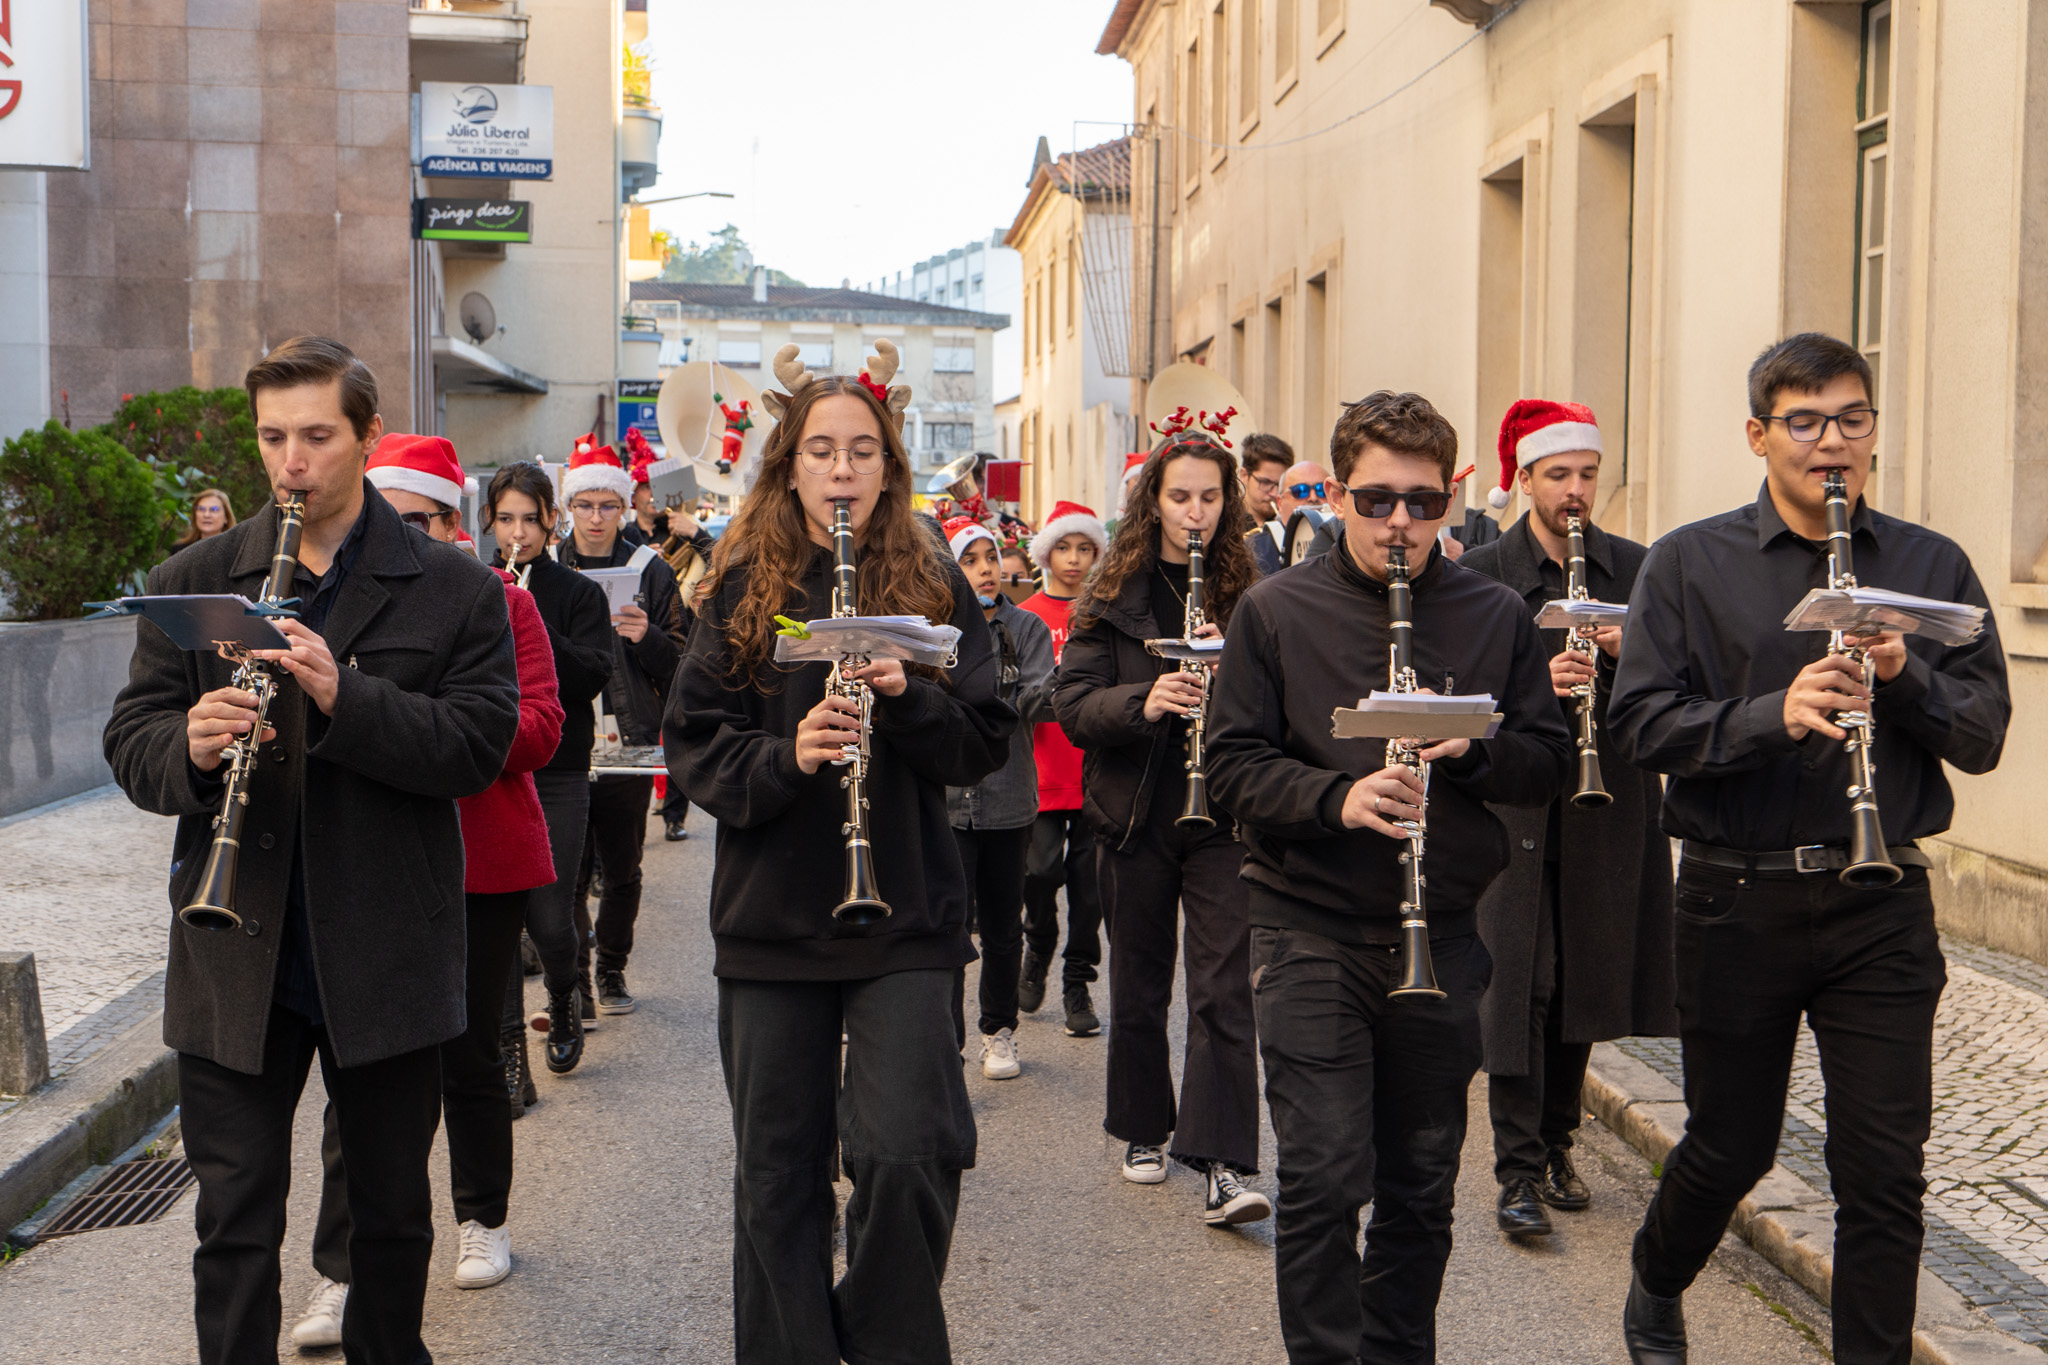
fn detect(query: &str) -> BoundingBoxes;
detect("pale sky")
[641,1,1133,290]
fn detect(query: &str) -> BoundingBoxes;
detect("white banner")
[416,82,554,180]
[0,0,91,171]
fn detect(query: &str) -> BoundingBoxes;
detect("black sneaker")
[597,969,636,1015]
[1203,1166,1273,1226]
[1017,950,1049,1014]
[1062,986,1100,1037]
[663,818,688,842]
[540,985,583,1074]
[1539,1145,1591,1210]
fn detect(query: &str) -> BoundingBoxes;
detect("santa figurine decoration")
[713,392,753,474]
[623,425,658,486]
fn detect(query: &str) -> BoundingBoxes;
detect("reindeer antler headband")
[760,338,913,433]
[1148,405,1238,449]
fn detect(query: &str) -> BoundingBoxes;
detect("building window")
[1184,38,1201,192]
[796,341,832,370]
[927,422,975,451]
[1854,0,1892,391]
[717,339,761,367]
[1240,0,1259,125]
[1211,3,1229,147]
[1275,0,1295,91]
[935,344,975,373]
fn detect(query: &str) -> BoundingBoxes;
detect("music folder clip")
[82,594,295,651]
[1331,692,1504,741]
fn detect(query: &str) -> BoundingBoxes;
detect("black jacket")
[507,552,613,773]
[556,537,685,746]
[1204,544,1571,942]
[664,545,1015,980]
[103,489,521,1073]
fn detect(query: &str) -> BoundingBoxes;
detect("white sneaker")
[453,1218,512,1289]
[980,1027,1021,1080]
[1122,1142,1168,1184]
[289,1275,348,1349]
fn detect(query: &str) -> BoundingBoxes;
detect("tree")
[100,387,269,553]
[0,422,171,620]
[658,224,804,286]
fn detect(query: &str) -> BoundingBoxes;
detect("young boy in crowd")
[1017,502,1109,1036]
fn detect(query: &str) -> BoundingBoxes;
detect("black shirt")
[1608,483,2010,851]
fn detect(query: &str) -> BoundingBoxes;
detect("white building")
[860,231,1023,417]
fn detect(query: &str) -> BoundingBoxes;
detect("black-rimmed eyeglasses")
[1759,408,1877,442]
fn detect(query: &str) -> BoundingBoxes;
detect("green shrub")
[101,387,268,549]
[0,421,172,621]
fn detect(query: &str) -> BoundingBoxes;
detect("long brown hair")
[173,487,237,549]
[705,376,954,686]
[1074,435,1256,633]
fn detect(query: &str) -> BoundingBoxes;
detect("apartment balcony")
[410,0,528,86]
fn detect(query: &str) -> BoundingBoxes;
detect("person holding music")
[1204,390,1570,1363]
[664,346,1013,1363]
[487,461,614,1085]
[102,338,521,1365]
[1050,413,1271,1226]
[1610,333,2011,1365]
[1456,401,1676,1240]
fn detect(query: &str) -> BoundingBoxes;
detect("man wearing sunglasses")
[1454,401,1676,1246]
[1608,333,2009,1365]
[553,437,688,1021]
[1205,390,1570,1362]
[1240,433,1293,574]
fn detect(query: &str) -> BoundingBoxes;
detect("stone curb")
[0,1010,176,1239]
[1584,1041,2040,1364]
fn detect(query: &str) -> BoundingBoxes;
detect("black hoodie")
[663,544,1016,980]
[1204,542,1570,942]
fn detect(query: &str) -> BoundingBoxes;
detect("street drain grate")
[36,1157,195,1238]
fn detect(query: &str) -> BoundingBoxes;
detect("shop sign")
[413,197,533,243]
[0,0,91,171]
[416,82,554,179]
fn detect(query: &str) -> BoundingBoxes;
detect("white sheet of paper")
[1782,587,1985,646]
[773,615,962,667]
[1535,599,1629,629]
[578,566,643,614]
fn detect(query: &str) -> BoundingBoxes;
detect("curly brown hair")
[1074,434,1256,634]
[704,377,955,687]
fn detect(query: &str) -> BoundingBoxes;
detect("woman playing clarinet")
[1050,409,1271,1228]
[664,344,1013,1364]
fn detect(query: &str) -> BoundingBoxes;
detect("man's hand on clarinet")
[253,621,340,716]
[1784,653,1873,742]
[1549,648,1596,698]
[1144,671,1205,722]
[795,694,864,775]
[1342,765,1427,838]
[186,686,273,772]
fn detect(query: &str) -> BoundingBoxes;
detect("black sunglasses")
[399,509,456,534]
[1343,486,1455,521]
[1285,481,1326,500]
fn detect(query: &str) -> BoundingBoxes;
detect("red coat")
[459,572,564,893]
[1017,590,1084,811]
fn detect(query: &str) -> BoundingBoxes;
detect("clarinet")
[1823,470,1902,889]
[181,492,308,931]
[1385,544,1446,999]
[827,497,891,924]
[1176,530,1216,830]
[1565,514,1612,809]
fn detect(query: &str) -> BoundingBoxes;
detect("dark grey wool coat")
[1458,514,1677,1074]
[103,487,521,1075]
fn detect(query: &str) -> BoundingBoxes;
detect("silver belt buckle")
[1793,845,1833,874]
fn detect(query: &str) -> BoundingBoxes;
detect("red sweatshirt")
[1017,590,1084,811]
[460,572,564,893]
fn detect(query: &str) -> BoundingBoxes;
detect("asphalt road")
[0,814,1831,1363]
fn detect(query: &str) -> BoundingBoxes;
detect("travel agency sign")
[0,0,91,171]
[417,82,554,180]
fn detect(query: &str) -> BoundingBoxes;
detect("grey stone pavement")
[0,789,1831,1362]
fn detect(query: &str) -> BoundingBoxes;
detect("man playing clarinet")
[1458,401,1676,1240]
[1206,390,1569,1363]
[1610,332,2010,1365]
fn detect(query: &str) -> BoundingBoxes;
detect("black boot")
[1540,1145,1591,1210]
[501,1029,528,1120]
[1623,1273,1687,1365]
[1496,1177,1553,1237]
[1018,950,1049,1014]
[516,1030,537,1109]
[1062,986,1100,1037]
[542,985,584,1074]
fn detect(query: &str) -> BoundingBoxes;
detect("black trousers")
[506,768,590,1031]
[720,970,976,1365]
[1096,805,1259,1172]
[1022,809,1102,987]
[1487,862,1592,1182]
[1634,863,1945,1365]
[315,890,528,1286]
[179,1006,442,1365]
[1252,927,1489,1365]
[576,773,654,977]
[954,825,1032,1036]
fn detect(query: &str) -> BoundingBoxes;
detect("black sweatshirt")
[504,552,613,773]
[664,545,1016,980]
[1204,543,1571,943]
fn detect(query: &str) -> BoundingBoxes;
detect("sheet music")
[1535,599,1629,629]
[1782,587,1985,646]
[773,615,962,667]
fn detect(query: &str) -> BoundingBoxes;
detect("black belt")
[1680,840,1931,875]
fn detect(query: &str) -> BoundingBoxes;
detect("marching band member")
[1051,413,1271,1226]
[1204,390,1569,1363]
[1611,333,2010,1365]
[102,338,520,1365]
[1239,433,1293,574]
[1457,402,1676,1239]
[665,351,1013,1363]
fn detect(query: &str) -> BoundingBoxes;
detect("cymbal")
[656,361,774,497]
[1145,362,1255,439]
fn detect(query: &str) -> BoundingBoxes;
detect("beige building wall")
[1103,0,2048,955]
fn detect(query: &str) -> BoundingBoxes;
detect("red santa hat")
[1029,499,1107,568]
[561,432,634,503]
[1489,400,1602,508]
[943,514,997,561]
[366,433,465,508]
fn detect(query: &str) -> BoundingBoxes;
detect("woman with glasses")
[486,462,614,1086]
[172,487,237,551]
[664,348,1012,1363]
[1050,420,1273,1230]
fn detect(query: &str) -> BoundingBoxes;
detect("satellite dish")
[458,293,498,346]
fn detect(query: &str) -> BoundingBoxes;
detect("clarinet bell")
[1389,921,1446,1000]
[1571,749,1612,809]
[1842,807,1902,890]
[833,839,892,925]
[1176,767,1216,830]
